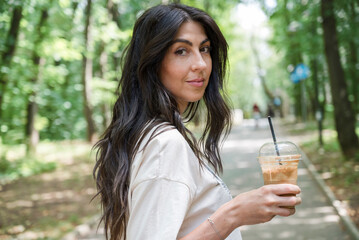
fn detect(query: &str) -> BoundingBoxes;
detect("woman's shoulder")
[153,125,186,145]
[140,121,188,150]
[131,122,200,187]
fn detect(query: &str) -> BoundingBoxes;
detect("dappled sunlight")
[2,142,94,165]
[5,187,95,210]
[228,174,260,188]
[36,143,94,163]
[41,171,72,181]
[31,190,76,202]
[240,211,343,239]
[297,168,307,176]
[6,200,34,208]
[32,188,95,202]
[236,161,251,169]
[223,138,271,151]
[40,162,93,182]
[270,214,340,225]
[277,231,296,239]
[297,180,314,189]
[0,142,99,239]
[297,206,339,216]
[15,231,46,240]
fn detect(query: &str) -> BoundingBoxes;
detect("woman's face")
[160,21,212,113]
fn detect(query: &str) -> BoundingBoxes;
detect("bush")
[0,156,57,183]
[0,154,11,173]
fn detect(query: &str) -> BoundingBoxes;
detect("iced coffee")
[258,141,301,208]
[260,155,300,185]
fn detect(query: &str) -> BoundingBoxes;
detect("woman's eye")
[200,46,211,54]
[175,48,187,56]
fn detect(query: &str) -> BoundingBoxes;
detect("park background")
[0,0,358,239]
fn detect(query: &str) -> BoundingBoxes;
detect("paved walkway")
[67,118,355,240]
[221,118,353,240]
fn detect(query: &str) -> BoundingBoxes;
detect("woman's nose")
[191,52,207,71]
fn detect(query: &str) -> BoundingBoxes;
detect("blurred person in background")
[252,103,261,128]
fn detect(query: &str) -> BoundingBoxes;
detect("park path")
[67,118,354,240]
[221,118,353,240]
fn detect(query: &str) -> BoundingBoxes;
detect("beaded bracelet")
[207,217,224,240]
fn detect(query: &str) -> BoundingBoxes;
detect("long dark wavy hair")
[93,3,231,239]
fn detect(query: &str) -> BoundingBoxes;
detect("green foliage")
[0,140,93,184]
[322,135,341,152]
[0,154,11,173]
[0,154,57,183]
[1,0,358,149]
[0,0,243,145]
[69,214,80,224]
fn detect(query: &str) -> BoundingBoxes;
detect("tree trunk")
[349,40,358,114]
[321,0,359,158]
[250,37,286,117]
[309,15,324,146]
[106,0,121,28]
[283,0,304,121]
[105,0,121,78]
[311,57,324,146]
[98,41,111,130]
[348,1,359,115]
[82,0,96,142]
[0,5,22,120]
[25,9,49,155]
[250,38,275,101]
[26,57,45,155]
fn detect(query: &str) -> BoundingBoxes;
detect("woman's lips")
[186,79,204,87]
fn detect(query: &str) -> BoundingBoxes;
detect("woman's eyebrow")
[200,38,210,45]
[171,38,210,46]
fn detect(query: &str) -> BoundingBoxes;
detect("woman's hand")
[180,184,301,240]
[225,184,302,227]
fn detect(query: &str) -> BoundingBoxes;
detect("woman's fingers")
[231,185,302,226]
[266,184,301,196]
[260,184,302,213]
[260,195,300,218]
[275,195,302,208]
[275,206,296,217]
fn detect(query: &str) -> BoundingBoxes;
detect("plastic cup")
[258,141,301,209]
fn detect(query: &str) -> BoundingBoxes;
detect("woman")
[93,3,301,240]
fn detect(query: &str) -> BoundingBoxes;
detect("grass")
[0,141,99,240]
[0,140,93,184]
[0,156,57,184]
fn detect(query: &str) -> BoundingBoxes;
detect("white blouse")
[127,124,242,239]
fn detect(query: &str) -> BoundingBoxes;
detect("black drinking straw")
[267,116,281,158]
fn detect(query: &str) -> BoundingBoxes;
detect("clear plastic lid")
[258,141,300,157]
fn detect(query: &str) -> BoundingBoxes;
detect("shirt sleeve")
[126,178,192,240]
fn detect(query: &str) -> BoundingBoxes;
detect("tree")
[321,0,359,158]
[82,0,96,142]
[106,0,121,29]
[0,4,22,120]
[264,0,306,121]
[25,7,50,155]
[345,1,359,115]
[307,4,325,146]
[250,37,280,115]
